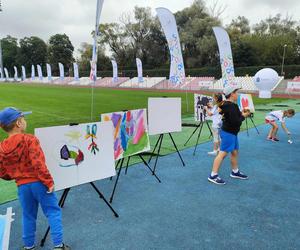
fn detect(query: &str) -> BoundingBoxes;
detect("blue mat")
[1,114,300,250]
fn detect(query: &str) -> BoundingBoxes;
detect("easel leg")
[40,188,70,247]
[193,122,204,155]
[110,160,120,181]
[90,182,119,217]
[206,120,213,138]
[250,116,259,134]
[148,134,162,164]
[153,134,164,173]
[184,124,200,146]
[168,133,185,166]
[125,157,131,175]
[109,158,125,203]
[139,155,161,183]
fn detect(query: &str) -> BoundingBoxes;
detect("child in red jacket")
[0,107,70,250]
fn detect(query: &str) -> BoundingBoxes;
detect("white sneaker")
[207,150,218,156]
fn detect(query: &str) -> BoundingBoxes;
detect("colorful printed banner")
[136,58,143,83]
[111,60,118,83]
[73,62,79,81]
[90,0,104,82]
[13,66,18,80]
[31,65,35,80]
[156,7,185,85]
[213,27,236,87]
[21,66,26,81]
[0,68,3,80]
[46,63,52,81]
[4,67,9,80]
[58,62,64,81]
[37,64,43,81]
[101,109,150,160]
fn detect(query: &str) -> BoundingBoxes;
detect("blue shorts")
[220,130,239,153]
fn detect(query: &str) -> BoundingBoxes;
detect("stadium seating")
[94,77,130,87]
[293,76,300,81]
[120,77,166,88]
[180,77,215,90]
[209,76,284,93]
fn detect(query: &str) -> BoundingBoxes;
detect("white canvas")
[148,98,182,135]
[35,122,116,191]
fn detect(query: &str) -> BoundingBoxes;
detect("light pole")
[281,44,287,76]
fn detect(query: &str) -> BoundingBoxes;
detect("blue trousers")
[18,182,63,247]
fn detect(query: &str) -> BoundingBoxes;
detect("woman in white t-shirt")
[265,109,295,141]
[205,93,223,155]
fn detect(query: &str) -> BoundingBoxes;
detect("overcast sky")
[0,0,299,57]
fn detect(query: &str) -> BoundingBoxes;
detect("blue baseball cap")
[0,107,32,126]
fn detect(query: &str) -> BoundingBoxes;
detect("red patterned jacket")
[0,134,54,189]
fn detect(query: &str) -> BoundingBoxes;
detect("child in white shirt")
[205,93,223,155]
[265,109,295,141]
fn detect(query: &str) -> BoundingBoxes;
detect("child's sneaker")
[267,137,279,142]
[207,150,218,156]
[208,174,226,185]
[53,243,71,250]
[230,171,248,180]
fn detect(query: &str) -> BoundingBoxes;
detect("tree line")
[1,0,300,77]
[1,34,74,76]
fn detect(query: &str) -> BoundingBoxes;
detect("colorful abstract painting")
[35,122,116,191]
[237,94,255,113]
[101,109,150,160]
[85,124,99,154]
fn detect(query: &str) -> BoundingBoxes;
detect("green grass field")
[0,83,198,139]
[0,83,299,204]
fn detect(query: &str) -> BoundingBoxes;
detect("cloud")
[0,0,299,55]
[243,0,298,8]
[0,0,97,50]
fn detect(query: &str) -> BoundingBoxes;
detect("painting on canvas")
[194,94,213,122]
[237,94,255,113]
[101,109,150,160]
[35,122,115,191]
